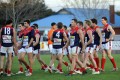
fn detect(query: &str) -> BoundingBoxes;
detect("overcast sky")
[44,0,120,12]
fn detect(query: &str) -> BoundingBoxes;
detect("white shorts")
[70,46,80,55]
[33,49,40,54]
[52,48,63,55]
[63,46,71,55]
[49,44,53,53]
[102,41,112,50]
[85,47,94,54]
[6,51,15,58]
[19,47,33,53]
[1,46,13,54]
[93,45,99,51]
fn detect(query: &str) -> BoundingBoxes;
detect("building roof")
[31,14,75,30]
[31,8,120,29]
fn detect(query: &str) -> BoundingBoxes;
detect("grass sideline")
[0,53,120,80]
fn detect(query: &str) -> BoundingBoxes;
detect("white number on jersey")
[56,31,60,38]
[4,27,10,34]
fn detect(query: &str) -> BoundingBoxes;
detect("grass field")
[0,53,120,80]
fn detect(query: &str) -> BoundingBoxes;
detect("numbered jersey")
[53,29,64,49]
[33,29,40,50]
[1,26,13,47]
[102,24,111,44]
[85,28,93,47]
[70,26,80,48]
[93,26,100,45]
[22,27,35,47]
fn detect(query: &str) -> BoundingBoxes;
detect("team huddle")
[0,17,118,77]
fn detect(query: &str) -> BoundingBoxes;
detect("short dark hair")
[63,25,67,30]
[69,24,71,27]
[19,23,24,26]
[91,18,97,24]
[72,19,77,23]
[51,22,56,26]
[33,23,38,28]
[6,20,13,25]
[102,17,107,21]
[77,21,83,26]
[57,22,63,29]
[24,20,31,24]
[31,25,36,29]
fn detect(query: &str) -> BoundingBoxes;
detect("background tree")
[62,0,109,19]
[0,0,55,28]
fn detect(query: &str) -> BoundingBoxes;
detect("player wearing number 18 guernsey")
[0,20,17,76]
[101,17,117,71]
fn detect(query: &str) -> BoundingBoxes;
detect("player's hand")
[98,44,102,50]
[81,46,85,53]
[106,39,112,42]
[84,44,87,49]
[25,45,29,49]
[14,48,18,56]
[63,46,66,50]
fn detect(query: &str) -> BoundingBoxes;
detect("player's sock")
[76,68,79,71]
[44,64,47,68]
[101,58,106,70]
[29,68,32,73]
[70,59,72,63]
[0,68,3,72]
[110,58,117,68]
[87,64,94,69]
[69,71,74,74]
[94,58,99,68]
[57,64,60,70]
[20,67,23,72]
[63,62,68,66]
[80,67,86,72]
[7,70,11,74]
[94,68,99,72]
[26,66,30,70]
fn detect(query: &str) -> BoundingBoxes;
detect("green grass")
[1,53,120,80]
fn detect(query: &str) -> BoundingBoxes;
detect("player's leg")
[0,53,6,75]
[56,48,63,73]
[18,48,30,71]
[93,45,100,68]
[34,49,47,70]
[26,47,33,76]
[7,47,14,76]
[16,49,24,74]
[89,48,99,74]
[0,46,7,75]
[101,43,107,71]
[106,42,117,71]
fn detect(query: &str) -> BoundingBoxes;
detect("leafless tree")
[0,0,52,29]
[62,0,109,19]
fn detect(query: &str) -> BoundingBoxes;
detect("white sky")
[2,0,120,11]
[44,0,120,12]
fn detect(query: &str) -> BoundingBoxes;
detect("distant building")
[31,8,120,35]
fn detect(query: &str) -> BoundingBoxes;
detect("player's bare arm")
[85,30,93,48]
[96,28,102,47]
[63,32,69,49]
[78,29,85,52]
[33,34,40,46]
